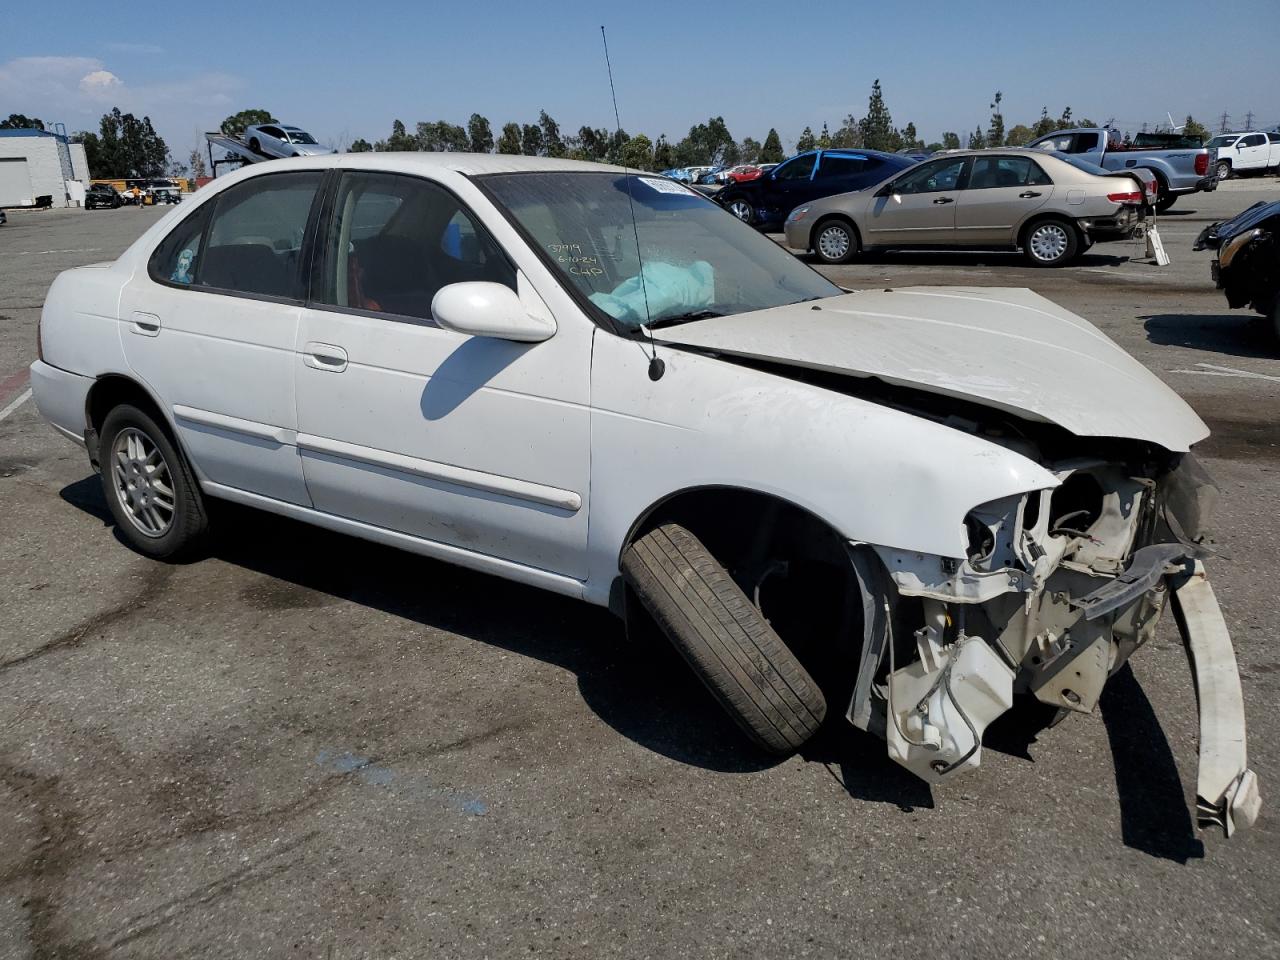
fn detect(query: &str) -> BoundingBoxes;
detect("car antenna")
[601,25,664,381]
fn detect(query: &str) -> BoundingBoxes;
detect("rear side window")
[1240,134,1266,148]
[149,202,213,285]
[815,155,867,179]
[967,156,1053,189]
[199,172,322,300]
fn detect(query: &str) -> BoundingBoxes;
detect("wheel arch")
[84,373,179,468]
[611,484,856,610]
[1019,210,1083,248]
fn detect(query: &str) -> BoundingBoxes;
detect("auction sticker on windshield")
[639,177,693,195]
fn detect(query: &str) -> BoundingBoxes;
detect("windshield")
[480,171,840,329]
[287,131,318,144]
[1207,135,1239,148]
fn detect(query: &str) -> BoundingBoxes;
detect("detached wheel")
[813,218,858,264]
[1216,160,1232,181]
[1023,219,1079,267]
[99,404,208,559]
[622,523,827,754]
[726,198,754,224]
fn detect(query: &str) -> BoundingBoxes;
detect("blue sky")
[4,0,1277,159]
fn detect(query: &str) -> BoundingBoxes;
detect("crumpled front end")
[847,454,1260,836]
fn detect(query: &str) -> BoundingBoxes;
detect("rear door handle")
[129,311,161,336]
[303,342,348,373]
[1019,191,1043,198]
[932,196,954,204]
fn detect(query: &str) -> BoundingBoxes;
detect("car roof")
[232,152,625,178]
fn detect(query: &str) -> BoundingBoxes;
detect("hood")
[653,286,1208,452]
[290,144,335,157]
[1195,200,1280,250]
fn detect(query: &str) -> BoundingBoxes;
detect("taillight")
[1107,191,1143,203]
[1195,153,1209,176]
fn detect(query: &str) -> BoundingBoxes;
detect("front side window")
[315,171,514,321]
[198,171,322,299]
[893,157,968,194]
[967,156,1052,189]
[774,154,817,181]
[479,172,840,330]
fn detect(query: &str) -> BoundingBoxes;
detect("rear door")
[954,155,1053,244]
[862,155,968,247]
[118,170,324,504]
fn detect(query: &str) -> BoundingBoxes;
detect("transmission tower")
[1244,110,1256,129]
[1219,111,1231,133]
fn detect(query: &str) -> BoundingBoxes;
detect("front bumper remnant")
[1169,560,1261,836]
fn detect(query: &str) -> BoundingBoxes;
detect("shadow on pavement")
[1099,664,1204,863]
[1142,312,1276,359]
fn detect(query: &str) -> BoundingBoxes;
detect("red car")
[728,164,763,183]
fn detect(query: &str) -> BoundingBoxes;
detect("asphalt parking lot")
[2,183,1279,959]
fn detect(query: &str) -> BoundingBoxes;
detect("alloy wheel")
[729,200,752,222]
[111,427,176,538]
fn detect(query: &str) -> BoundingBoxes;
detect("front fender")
[583,330,1057,605]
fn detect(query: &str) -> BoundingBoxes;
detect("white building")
[0,128,84,208]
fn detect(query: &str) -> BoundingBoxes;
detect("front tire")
[725,197,754,224]
[248,137,261,153]
[1216,160,1232,181]
[1023,218,1079,267]
[812,218,858,264]
[621,523,827,755]
[99,404,208,559]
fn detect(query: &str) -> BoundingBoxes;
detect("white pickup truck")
[1207,131,1280,180]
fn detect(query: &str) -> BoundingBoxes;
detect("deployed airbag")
[589,260,715,328]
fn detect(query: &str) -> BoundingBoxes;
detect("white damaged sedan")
[30,154,1259,836]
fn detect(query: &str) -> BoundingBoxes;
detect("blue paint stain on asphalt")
[314,748,486,815]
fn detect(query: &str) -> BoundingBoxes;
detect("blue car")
[715,149,917,229]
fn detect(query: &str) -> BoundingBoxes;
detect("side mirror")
[432,281,555,343]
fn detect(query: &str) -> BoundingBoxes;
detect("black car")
[715,149,918,230]
[1194,200,1280,342]
[85,183,123,210]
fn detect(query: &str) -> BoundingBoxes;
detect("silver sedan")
[784,149,1153,267]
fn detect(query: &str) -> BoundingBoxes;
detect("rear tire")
[1155,192,1177,212]
[99,404,208,560]
[621,523,827,755]
[1270,296,1280,347]
[812,218,858,264]
[1022,218,1079,267]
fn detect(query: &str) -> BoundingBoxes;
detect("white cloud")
[79,69,123,98]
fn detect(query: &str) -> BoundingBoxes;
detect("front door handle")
[932,196,954,204]
[129,311,161,336]
[303,342,348,373]
[1019,191,1043,198]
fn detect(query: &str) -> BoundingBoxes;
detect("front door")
[863,156,969,247]
[954,155,1053,244]
[118,170,324,505]
[294,169,591,578]
[761,153,818,221]
[1235,133,1268,171]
